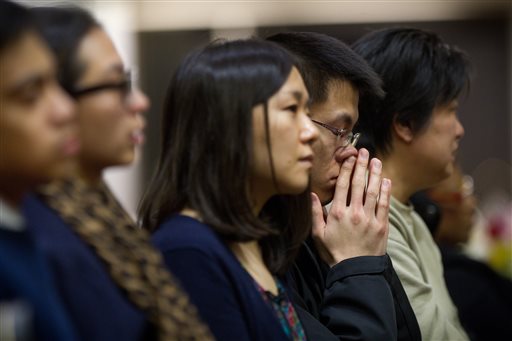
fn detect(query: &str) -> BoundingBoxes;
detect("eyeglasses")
[311,119,361,147]
[69,72,132,103]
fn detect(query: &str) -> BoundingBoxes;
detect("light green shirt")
[388,196,469,341]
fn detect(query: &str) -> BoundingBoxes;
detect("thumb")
[311,192,326,239]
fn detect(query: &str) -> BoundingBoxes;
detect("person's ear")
[392,117,414,143]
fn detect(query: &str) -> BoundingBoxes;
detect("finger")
[376,178,392,227]
[363,158,383,216]
[349,148,370,208]
[331,155,356,209]
[311,192,326,239]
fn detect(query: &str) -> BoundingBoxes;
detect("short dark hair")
[31,6,100,94]
[139,39,311,274]
[352,28,471,156]
[0,0,34,53]
[266,31,384,105]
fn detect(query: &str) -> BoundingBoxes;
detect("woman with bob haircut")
[22,6,212,341]
[139,39,320,340]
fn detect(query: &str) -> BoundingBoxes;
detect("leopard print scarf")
[36,177,213,341]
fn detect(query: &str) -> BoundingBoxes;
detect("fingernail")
[382,178,391,188]
[373,159,382,170]
[359,149,369,160]
[346,156,356,164]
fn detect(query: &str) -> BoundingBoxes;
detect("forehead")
[272,67,309,102]
[310,79,359,126]
[0,31,54,92]
[76,28,124,83]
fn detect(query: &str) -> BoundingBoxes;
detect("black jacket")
[288,239,421,341]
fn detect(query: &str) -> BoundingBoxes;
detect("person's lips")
[62,135,80,156]
[131,129,145,145]
[299,154,314,167]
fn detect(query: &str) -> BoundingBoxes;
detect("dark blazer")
[23,195,153,341]
[0,226,76,341]
[289,239,422,341]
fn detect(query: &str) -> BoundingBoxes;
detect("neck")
[75,161,103,185]
[0,188,24,209]
[231,240,277,295]
[180,207,203,221]
[0,178,33,208]
[379,151,418,204]
[248,181,273,216]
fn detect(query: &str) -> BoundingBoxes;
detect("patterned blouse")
[256,278,307,340]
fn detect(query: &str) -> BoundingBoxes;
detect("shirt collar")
[0,198,25,231]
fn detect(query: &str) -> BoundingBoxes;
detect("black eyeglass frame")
[68,72,132,100]
[311,119,361,147]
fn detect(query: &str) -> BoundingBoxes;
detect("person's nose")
[455,116,465,140]
[50,84,75,126]
[301,115,319,144]
[127,87,150,114]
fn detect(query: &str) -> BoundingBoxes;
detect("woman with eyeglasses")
[22,6,212,341]
[138,39,324,340]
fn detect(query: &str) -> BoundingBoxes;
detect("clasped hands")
[311,148,391,267]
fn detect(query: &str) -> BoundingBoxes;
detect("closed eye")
[284,104,298,113]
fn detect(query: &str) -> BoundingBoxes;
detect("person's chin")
[319,190,335,206]
[115,153,135,167]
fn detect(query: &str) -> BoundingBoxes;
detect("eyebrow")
[283,90,310,104]
[330,112,354,127]
[8,72,47,95]
[103,63,125,77]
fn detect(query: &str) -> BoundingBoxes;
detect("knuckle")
[341,161,353,171]
[337,180,350,191]
[329,207,344,220]
[378,195,389,208]
[352,179,366,190]
[366,189,379,201]
[376,221,388,235]
[350,210,364,225]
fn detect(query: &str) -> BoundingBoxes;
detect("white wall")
[135,0,508,31]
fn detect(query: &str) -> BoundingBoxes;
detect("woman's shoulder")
[151,214,228,256]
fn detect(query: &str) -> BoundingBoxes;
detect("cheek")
[2,119,65,178]
[268,122,299,174]
[312,138,338,171]
[78,102,126,146]
[434,118,457,140]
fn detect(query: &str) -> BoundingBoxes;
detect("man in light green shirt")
[353,28,471,341]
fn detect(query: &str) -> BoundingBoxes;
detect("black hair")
[266,31,384,106]
[352,28,471,156]
[30,6,100,94]
[139,39,311,274]
[0,0,35,53]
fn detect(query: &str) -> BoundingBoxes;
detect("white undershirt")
[0,198,25,232]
